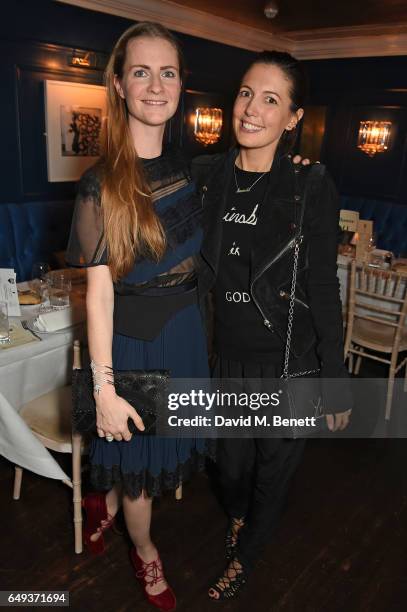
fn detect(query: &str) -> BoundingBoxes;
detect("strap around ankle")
[136,558,165,587]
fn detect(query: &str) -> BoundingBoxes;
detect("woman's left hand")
[326,410,352,432]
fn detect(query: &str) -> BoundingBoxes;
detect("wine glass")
[366,233,377,266]
[367,233,377,253]
[30,262,50,301]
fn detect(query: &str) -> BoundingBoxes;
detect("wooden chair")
[12,340,84,553]
[344,260,407,420]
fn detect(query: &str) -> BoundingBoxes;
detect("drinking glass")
[47,273,72,309]
[0,301,10,344]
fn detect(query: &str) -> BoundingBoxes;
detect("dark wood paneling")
[3,1,407,204]
[16,45,106,200]
[0,39,108,203]
[178,89,232,157]
[344,106,406,200]
[323,104,407,202]
[2,0,254,202]
[304,57,407,204]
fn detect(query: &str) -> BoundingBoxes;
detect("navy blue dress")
[66,149,210,498]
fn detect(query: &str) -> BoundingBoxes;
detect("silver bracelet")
[90,359,114,394]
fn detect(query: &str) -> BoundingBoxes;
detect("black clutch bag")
[71,369,170,435]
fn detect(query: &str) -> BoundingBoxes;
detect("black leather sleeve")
[190,153,225,190]
[305,168,353,413]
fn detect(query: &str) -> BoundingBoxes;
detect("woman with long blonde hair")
[67,22,210,611]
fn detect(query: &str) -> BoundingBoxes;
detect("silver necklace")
[234,163,267,194]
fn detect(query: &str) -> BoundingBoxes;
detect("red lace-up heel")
[82,492,115,555]
[130,547,176,612]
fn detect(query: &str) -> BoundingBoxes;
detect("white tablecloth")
[0,297,86,480]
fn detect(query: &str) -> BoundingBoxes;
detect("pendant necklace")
[233,162,268,194]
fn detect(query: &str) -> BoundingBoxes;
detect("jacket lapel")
[251,155,299,278]
[201,149,238,274]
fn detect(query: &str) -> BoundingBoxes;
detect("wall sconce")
[357,120,391,157]
[192,107,223,146]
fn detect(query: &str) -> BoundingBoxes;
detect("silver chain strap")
[282,186,320,381]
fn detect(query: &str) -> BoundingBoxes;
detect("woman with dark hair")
[66,22,210,612]
[192,51,352,600]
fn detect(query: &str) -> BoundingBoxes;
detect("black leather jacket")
[192,149,351,414]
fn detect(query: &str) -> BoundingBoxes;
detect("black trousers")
[213,355,306,571]
[217,436,305,570]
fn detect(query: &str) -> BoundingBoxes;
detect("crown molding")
[290,23,407,59]
[291,31,407,60]
[56,0,407,59]
[56,0,290,51]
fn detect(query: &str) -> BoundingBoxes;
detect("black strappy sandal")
[225,517,245,561]
[208,558,248,601]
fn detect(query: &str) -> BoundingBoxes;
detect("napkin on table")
[33,306,85,332]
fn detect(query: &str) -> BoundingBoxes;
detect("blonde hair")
[101,22,184,281]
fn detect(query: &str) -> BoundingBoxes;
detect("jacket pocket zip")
[201,185,207,208]
[279,290,310,309]
[250,236,298,329]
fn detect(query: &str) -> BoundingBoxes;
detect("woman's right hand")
[95,386,145,441]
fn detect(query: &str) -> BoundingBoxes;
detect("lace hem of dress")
[89,444,215,499]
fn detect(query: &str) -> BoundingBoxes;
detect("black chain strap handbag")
[279,165,328,438]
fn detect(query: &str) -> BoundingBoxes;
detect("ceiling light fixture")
[264,1,279,19]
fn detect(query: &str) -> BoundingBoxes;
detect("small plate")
[23,314,81,335]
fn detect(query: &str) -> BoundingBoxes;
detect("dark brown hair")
[243,50,308,154]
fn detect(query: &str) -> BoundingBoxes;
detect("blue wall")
[2,0,407,204]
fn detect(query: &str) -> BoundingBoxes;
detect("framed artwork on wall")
[44,80,106,182]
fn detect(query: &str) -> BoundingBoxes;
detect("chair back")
[73,339,82,370]
[345,260,407,355]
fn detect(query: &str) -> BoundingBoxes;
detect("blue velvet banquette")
[0,200,74,282]
[340,196,407,257]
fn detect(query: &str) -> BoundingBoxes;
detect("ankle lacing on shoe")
[225,517,245,561]
[136,558,165,587]
[209,558,247,600]
[94,513,114,538]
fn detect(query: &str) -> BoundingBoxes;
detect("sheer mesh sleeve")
[65,165,108,267]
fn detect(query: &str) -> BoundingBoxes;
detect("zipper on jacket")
[250,235,300,330]
[201,185,207,207]
[250,281,275,330]
[279,290,310,309]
